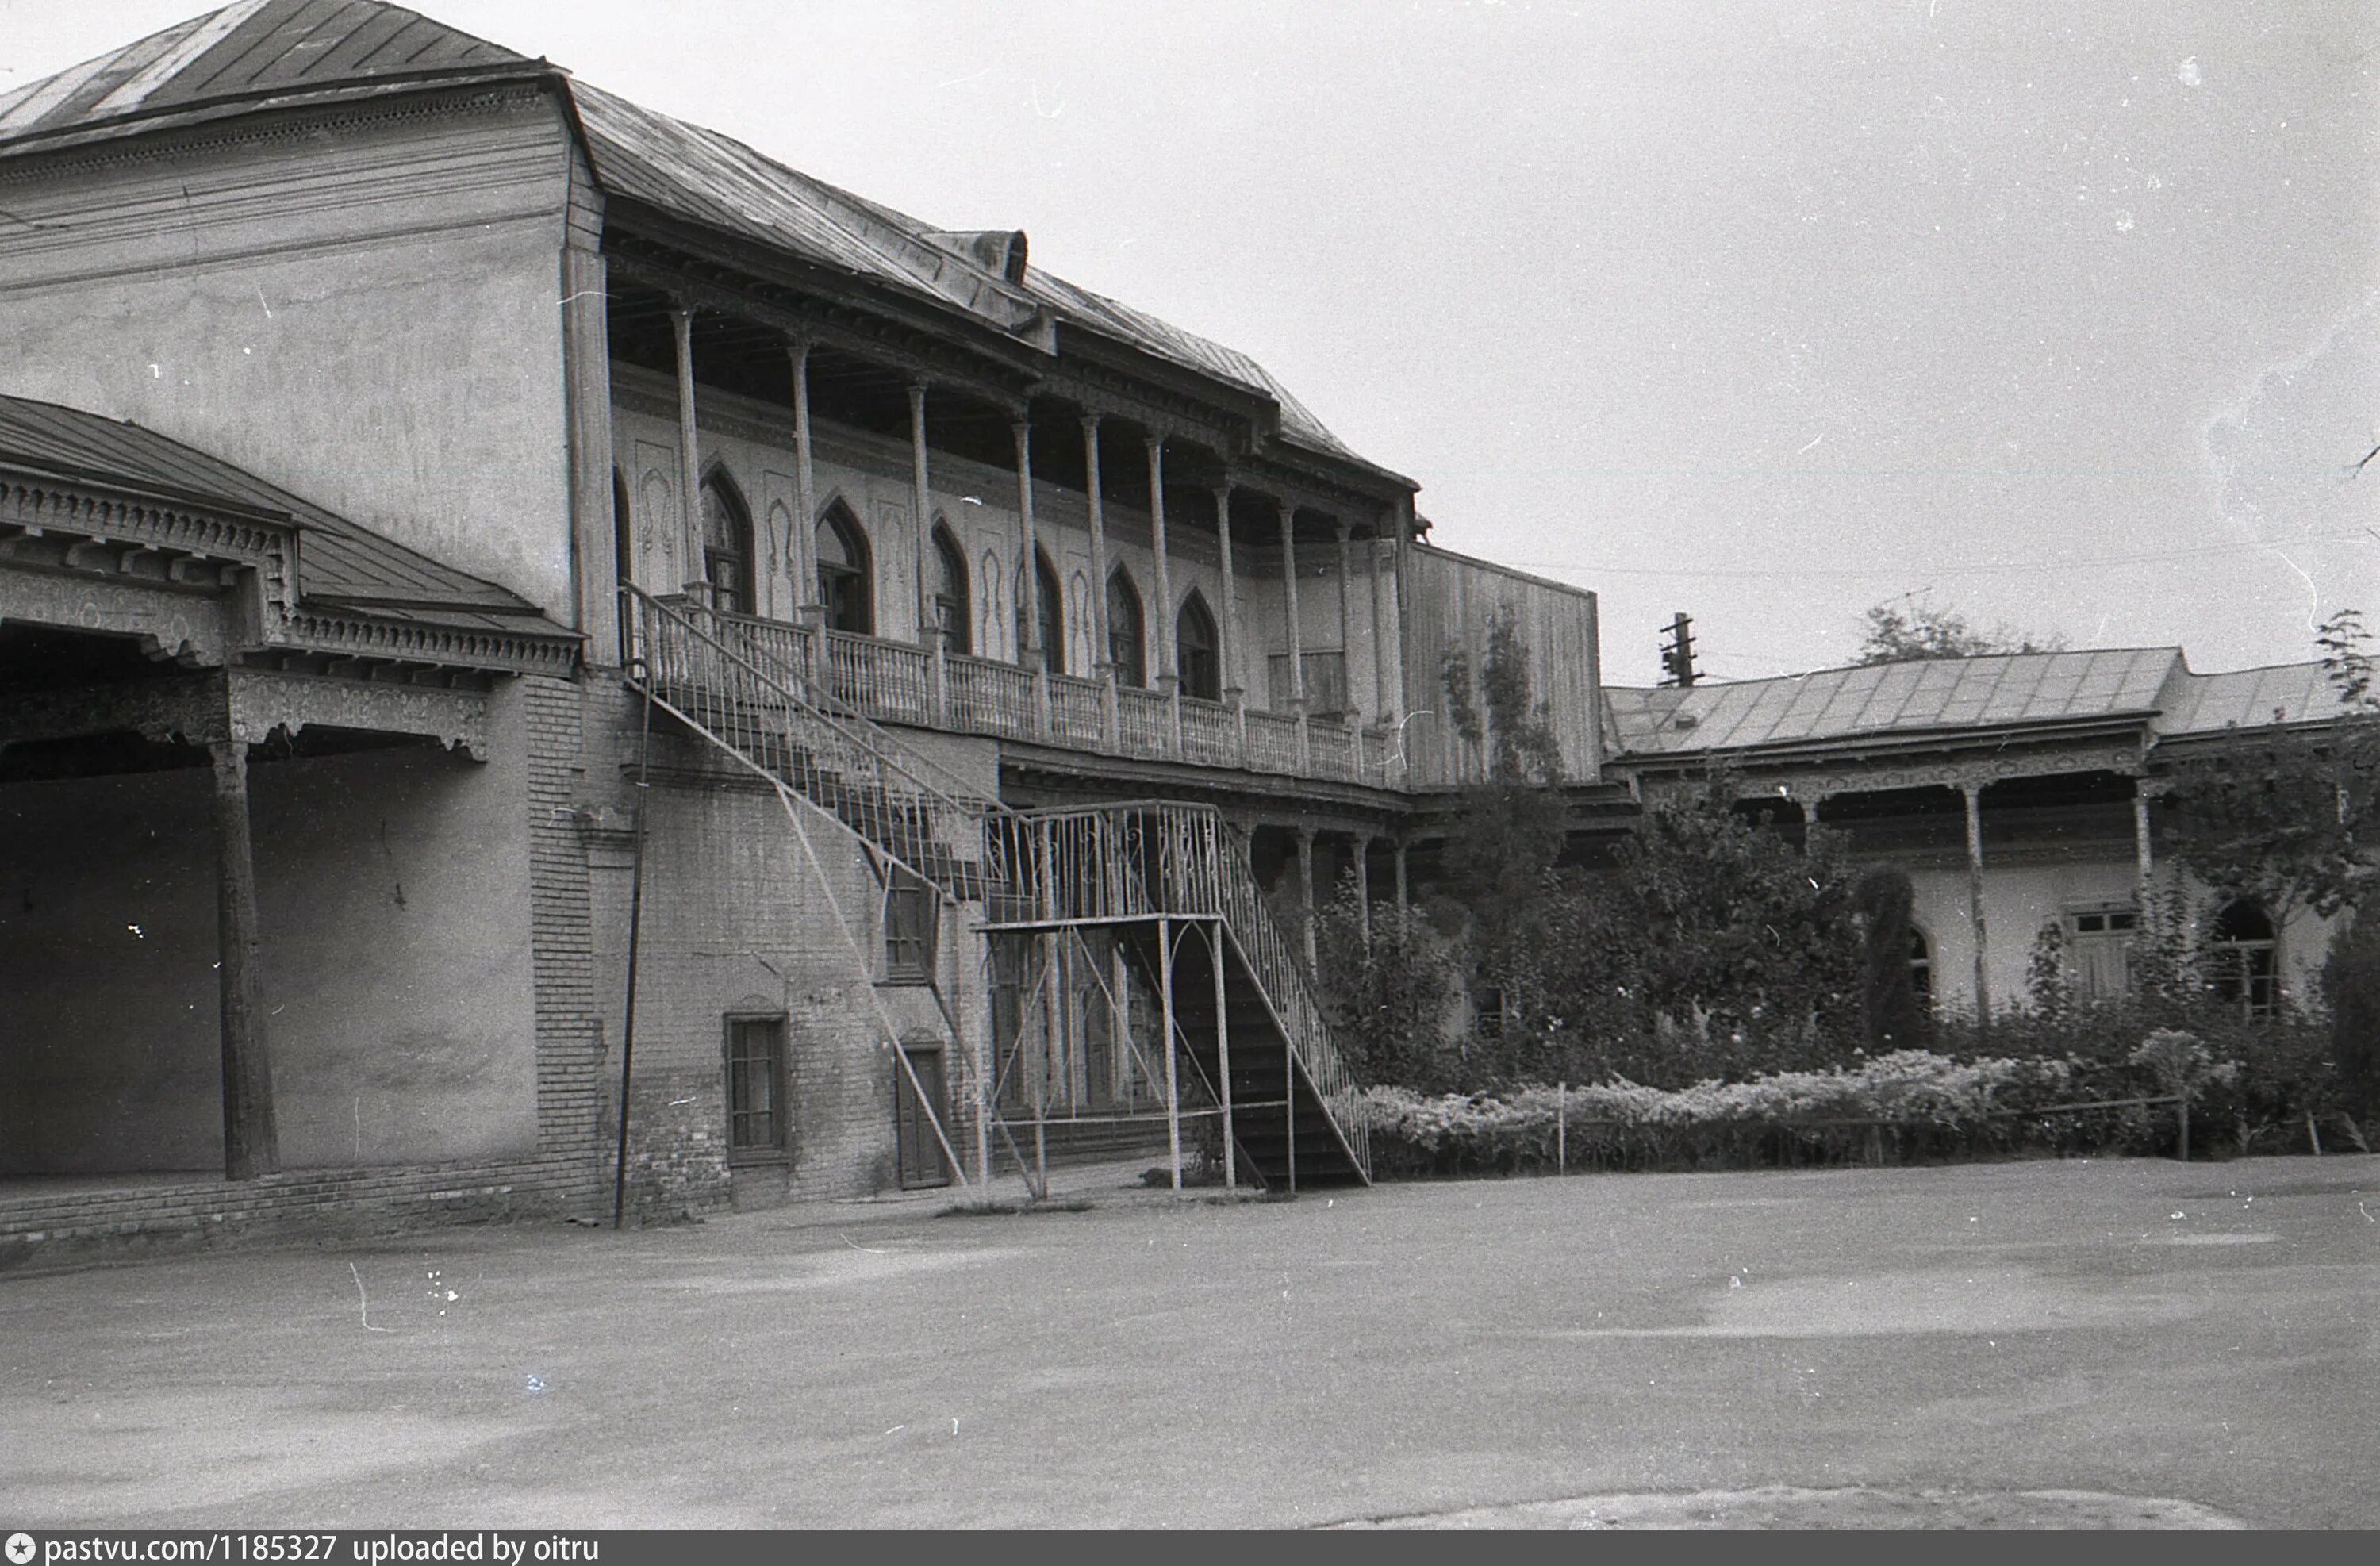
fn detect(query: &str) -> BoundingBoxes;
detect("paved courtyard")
[2,1155,2374,1529]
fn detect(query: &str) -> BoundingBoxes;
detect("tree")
[1438,611,1568,998]
[1536,773,1862,1084]
[2162,610,2380,928]
[1855,599,2063,665]
[2321,910,2380,1120]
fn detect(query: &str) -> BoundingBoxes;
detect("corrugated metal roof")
[1607,648,2184,758]
[0,394,563,636]
[0,0,527,142]
[1,2,1394,484]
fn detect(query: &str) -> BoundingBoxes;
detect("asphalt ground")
[2,1155,2373,1529]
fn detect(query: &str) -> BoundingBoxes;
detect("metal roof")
[2155,660,2360,736]
[0,2,1395,485]
[0,393,566,638]
[0,0,528,141]
[1607,649,2183,758]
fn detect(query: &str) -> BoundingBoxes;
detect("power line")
[1503,531,2374,581]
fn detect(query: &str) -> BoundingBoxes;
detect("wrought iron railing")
[689,606,1405,789]
[624,586,1011,900]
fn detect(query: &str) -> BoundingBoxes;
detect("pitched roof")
[1607,648,2183,758]
[2155,660,2362,737]
[0,0,530,141]
[0,393,567,638]
[0,2,1395,483]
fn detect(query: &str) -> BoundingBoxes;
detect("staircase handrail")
[624,585,1015,835]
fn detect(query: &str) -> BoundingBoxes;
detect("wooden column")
[1368,531,1394,721]
[1296,824,1319,973]
[1015,418,1050,732]
[1214,482,1243,704]
[1962,780,1990,1027]
[789,336,819,625]
[1280,500,1306,714]
[908,383,934,646]
[211,737,278,1180]
[670,306,705,598]
[1394,840,1409,912]
[1084,416,1117,744]
[1333,519,1356,720]
[1147,435,1178,693]
[2134,781,2158,889]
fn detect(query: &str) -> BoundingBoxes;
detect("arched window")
[816,502,872,635]
[1015,550,1064,674]
[1106,570,1146,688]
[2212,899,2278,1018]
[1177,591,1220,700]
[700,471,755,616]
[930,523,970,655]
[1908,924,1933,1008]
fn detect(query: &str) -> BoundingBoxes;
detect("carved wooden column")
[788,336,820,630]
[2134,778,2165,890]
[908,383,935,648]
[1961,778,1990,1029]
[211,734,278,1180]
[670,306,706,599]
[1146,436,1178,693]
[1333,518,1356,722]
[1280,499,1309,769]
[1215,481,1247,766]
[1014,417,1050,735]
[1146,435,1183,755]
[1084,416,1117,746]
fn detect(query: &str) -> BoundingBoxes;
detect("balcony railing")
[701,608,1403,789]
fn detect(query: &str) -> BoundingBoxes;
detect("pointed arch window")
[1106,570,1146,688]
[930,523,970,655]
[1177,591,1220,700]
[700,471,755,616]
[2211,899,2278,1018]
[1015,550,1064,674]
[816,503,873,635]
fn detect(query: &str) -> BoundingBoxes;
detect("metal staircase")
[620,585,1369,1191]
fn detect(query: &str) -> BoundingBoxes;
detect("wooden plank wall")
[1401,543,1601,789]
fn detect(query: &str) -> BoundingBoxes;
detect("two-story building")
[0,0,1602,1242]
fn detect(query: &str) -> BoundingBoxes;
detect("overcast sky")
[7,0,2374,685]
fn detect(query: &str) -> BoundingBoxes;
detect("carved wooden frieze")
[0,569,232,664]
[228,667,489,756]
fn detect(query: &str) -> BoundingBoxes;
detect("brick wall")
[574,679,1002,1211]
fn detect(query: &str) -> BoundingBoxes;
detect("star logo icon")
[5,1532,36,1565]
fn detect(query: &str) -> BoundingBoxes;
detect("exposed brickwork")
[0,1153,593,1263]
[574,677,998,1210]
[524,674,604,1173]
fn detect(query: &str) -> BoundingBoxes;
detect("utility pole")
[1659,612,1699,688]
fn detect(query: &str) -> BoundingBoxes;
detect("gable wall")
[0,85,581,619]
